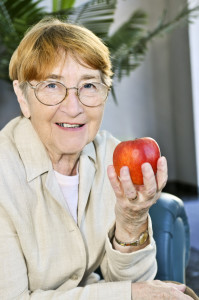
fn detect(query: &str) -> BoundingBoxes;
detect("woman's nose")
[59,88,83,115]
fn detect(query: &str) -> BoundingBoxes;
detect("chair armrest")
[149,192,190,283]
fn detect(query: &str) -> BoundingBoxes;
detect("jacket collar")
[13,117,96,182]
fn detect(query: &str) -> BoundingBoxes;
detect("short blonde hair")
[9,18,113,87]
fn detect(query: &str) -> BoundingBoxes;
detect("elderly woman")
[0,18,192,299]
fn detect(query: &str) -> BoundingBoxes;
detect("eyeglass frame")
[26,80,111,107]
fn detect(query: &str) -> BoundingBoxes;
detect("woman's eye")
[83,83,95,89]
[46,83,57,89]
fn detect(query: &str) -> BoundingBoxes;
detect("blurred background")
[0,0,199,294]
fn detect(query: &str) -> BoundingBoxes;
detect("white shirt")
[54,170,79,223]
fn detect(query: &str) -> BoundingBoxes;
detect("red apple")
[113,137,161,185]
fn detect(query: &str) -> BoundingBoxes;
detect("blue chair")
[150,192,190,283]
[95,192,190,284]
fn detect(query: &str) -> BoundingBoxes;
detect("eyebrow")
[45,74,64,80]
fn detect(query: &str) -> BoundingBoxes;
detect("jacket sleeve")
[0,205,133,300]
[101,215,157,283]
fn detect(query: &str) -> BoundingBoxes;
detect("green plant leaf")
[52,0,76,12]
[0,0,46,81]
[106,10,148,80]
[49,0,117,40]
[108,3,199,81]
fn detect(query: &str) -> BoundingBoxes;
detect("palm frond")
[144,4,199,41]
[0,0,46,81]
[50,0,117,40]
[109,3,199,81]
[107,10,148,80]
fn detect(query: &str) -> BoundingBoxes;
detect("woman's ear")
[13,80,31,118]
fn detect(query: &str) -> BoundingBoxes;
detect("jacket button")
[70,274,78,280]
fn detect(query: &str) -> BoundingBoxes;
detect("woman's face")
[14,54,106,159]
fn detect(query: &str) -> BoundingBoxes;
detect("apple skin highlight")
[113,137,161,185]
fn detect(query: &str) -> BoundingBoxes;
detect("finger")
[156,156,168,191]
[141,163,157,199]
[164,282,186,292]
[107,165,123,198]
[156,281,193,300]
[164,283,193,300]
[119,166,137,200]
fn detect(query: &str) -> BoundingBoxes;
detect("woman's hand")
[131,281,193,300]
[107,156,167,251]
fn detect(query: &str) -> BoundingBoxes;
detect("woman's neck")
[50,153,80,176]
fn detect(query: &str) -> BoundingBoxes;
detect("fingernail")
[120,166,129,176]
[142,163,150,172]
[108,165,116,177]
[160,156,166,164]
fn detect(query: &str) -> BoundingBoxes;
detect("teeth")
[57,123,82,128]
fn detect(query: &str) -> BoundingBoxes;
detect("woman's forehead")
[43,54,101,81]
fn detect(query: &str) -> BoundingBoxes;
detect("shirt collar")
[81,140,96,163]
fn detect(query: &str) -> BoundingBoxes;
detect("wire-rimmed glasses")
[27,81,110,107]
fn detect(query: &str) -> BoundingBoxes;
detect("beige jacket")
[0,117,157,300]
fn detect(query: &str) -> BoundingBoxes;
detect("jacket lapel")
[45,169,76,231]
[78,149,96,227]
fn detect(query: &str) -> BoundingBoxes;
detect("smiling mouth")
[56,123,84,128]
